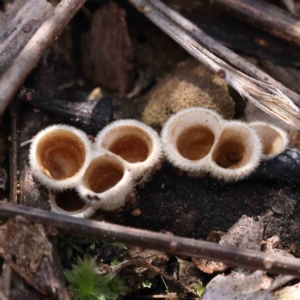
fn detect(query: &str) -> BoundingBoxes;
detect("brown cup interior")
[36,130,86,180]
[211,127,249,169]
[252,125,283,155]
[82,155,124,194]
[176,125,215,160]
[102,126,152,163]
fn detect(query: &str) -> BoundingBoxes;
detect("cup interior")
[36,130,86,180]
[100,126,153,163]
[82,155,124,194]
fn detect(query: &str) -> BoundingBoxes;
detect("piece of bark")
[0,216,69,299]
[84,3,134,94]
[192,257,227,274]
[0,0,54,75]
[18,87,113,134]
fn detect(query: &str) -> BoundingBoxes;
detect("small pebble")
[131,208,141,216]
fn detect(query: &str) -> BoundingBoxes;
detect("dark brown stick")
[0,0,86,116]
[0,202,300,277]
[213,0,300,46]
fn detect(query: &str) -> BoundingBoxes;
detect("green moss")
[64,256,129,300]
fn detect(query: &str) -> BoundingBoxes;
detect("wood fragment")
[0,0,86,116]
[0,202,300,277]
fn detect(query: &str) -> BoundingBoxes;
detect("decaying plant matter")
[128,0,300,129]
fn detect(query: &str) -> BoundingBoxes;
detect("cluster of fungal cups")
[29,121,162,218]
[29,108,288,218]
[162,108,288,181]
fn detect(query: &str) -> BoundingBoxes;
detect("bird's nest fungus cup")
[76,151,133,211]
[161,107,224,176]
[29,125,92,190]
[208,121,262,181]
[249,121,289,161]
[162,108,263,181]
[95,119,162,182]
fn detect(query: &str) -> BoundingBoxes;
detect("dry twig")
[128,0,300,129]
[0,202,300,277]
[0,0,86,116]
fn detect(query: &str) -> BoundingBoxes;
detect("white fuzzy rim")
[249,121,289,160]
[95,119,162,181]
[208,120,262,181]
[29,124,92,190]
[161,107,224,173]
[48,190,95,218]
[76,149,134,211]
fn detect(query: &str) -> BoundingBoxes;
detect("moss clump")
[142,58,235,129]
[64,256,129,300]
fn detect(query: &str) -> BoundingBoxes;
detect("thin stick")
[0,0,86,116]
[0,202,300,277]
[128,0,300,129]
[20,139,33,147]
[9,103,18,204]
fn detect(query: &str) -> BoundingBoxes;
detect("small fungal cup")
[249,121,289,160]
[95,119,162,182]
[208,121,262,181]
[161,107,224,175]
[29,124,92,190]
[77,150,133,210]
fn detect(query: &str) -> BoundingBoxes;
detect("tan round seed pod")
[249,121,289,160]
[208,121,262,181]
[76,150,134,211]
[29,124,92,190]
[161,107,224,176]
[49,190,95,218]
[95,119,162,182]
